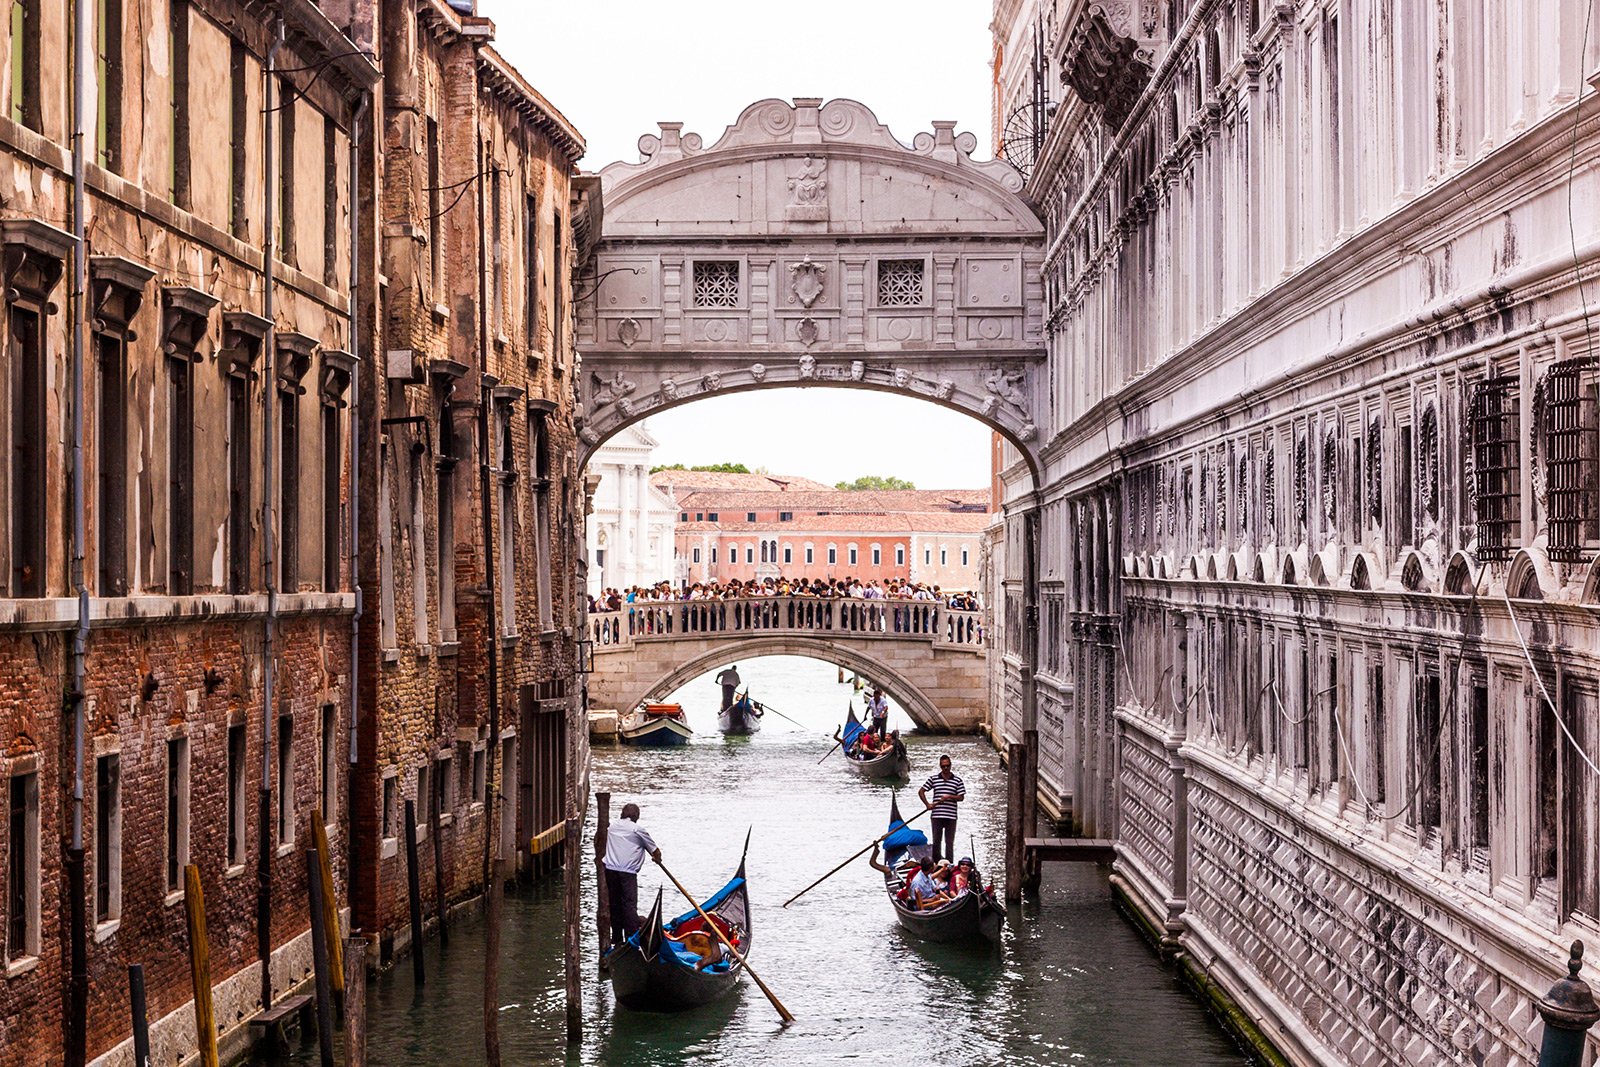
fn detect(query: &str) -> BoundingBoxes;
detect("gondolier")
[603,803,662,949]
[918,755,966,862]
[715,664,742,711]
[866,687,889,737]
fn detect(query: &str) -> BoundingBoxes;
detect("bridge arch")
[575,96,1047,482]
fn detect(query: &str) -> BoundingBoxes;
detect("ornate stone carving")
[750,362,766,382]
[893,368,911,389]
[797,317,818,347]
[661,378,679,401]
[985,367,1030,419]
[798,354,816,379]
[1019,423,1037,442]
[935,378,954,400]
[702,372,722,391]
[580,427,599,445]
[788,255,827,307]
[592,369,636,405]
[849,360,865,381]
[785,155,828,221]
[617,316,641,348]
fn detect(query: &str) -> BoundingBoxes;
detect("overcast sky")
[489,0,998,490]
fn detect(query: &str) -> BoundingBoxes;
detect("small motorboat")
[718,692,764,736]
[607,839,752,1011]
[837,705,909,779]
[879,797,1003,944]
[619,703,693,747]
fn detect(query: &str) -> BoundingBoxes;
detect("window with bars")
[1419,403,1440,522]
[692,261,740,307]
[1262,447,1277,538]
[1470,377,1520,561]
[1543,357,1597,562]
[1366,417,1383,527]
[1294,435,1308,536]
[876,259,924,306]
[1321,432,1338,531]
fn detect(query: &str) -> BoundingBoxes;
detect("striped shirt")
[921,772,966,819]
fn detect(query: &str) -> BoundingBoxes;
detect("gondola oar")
[747,698,815,734]
[817,701,858,765]
[782,802,931,908]
[653,858,794,1025]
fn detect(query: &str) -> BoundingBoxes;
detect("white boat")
[619,703,694,746]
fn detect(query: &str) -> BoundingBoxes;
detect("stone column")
[634,465,650,586]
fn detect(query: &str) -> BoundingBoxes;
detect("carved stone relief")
[617,316,641,348]
[798,354,816,379]
[797,319,819,347]
[786,155,829,221]
[788,255,827,307]
[592,369,637,405]
[750,362,767,382]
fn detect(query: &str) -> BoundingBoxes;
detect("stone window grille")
[1214,451,1226,537]
[1321,431,1338,531]
[1469,377,1520,562]
[692,260,740,308]
[1543,356,1598,562]
[1419,404,1440,521]
[1262,448,1277,537]
[877,258,925,306]
[1366,417,1383,525]
[1294,435,1309,536]
[1198,460,1210,542]
[1236,456,1249,537]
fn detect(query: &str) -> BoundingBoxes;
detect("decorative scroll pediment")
[1062,3,1153,131]
[220,310,271,379]
[321,348,358,407]
[1,219,72,306]
[276,330,318,394]
[161,286,219,361]
[88,255,156,335]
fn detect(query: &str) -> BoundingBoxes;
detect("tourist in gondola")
[919,755,966,862]
[908,857,950,911]
[603,802,662,948]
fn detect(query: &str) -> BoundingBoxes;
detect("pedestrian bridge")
[585,597,987,732]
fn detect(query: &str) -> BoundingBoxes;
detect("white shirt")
[603,818,658,874]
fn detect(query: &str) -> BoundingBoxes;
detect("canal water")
[273,656,1251,1066]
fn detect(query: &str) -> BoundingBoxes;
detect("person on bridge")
[602,802,662,949]
[715,664,742,711]
[867,687,889,737]
[919,755,966,863]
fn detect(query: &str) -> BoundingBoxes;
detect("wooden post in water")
[1022,729,1041,893]
[430,781,449,947]
[310,813,345,1008]
[128,964,151,1067]
[404,799,425,987]
[564,813,582,1044]
[1005,742,1025,904]
[594,791,612,964]
[304,851,337,1067]
[343,937,367,1067]
[182,864,219,1067]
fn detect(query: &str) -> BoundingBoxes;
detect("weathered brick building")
[349,0,591,954]
[0,1,591,1064]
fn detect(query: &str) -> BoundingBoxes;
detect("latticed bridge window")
[1470,376,1520,562]
[692,260,741,308]
[877,258,925,306]
[1543,356,1598,562]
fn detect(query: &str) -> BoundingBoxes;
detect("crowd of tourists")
[588,578,982,615]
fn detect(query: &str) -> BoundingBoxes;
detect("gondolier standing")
[715,664,742,712]
[603,803,662,948]
[918,755,966,862]
[867,687,889,737]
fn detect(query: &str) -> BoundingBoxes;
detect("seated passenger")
[950,856,975,895]
[908,857,950,911]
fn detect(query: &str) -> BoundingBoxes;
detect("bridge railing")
[587,597,984,651]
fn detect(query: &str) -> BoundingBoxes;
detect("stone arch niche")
[575,97,1047,479]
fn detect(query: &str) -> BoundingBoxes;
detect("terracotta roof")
[672,488,991,513]
[676,512,989,534]
[649,470,834,494]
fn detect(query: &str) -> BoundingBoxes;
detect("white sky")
[489,0,998,490]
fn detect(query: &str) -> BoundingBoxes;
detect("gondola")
[619,703,693,746]
[718,692,763,736]
[879,797,1003,943]
[607,838,753,1011]
[838,705,910,779]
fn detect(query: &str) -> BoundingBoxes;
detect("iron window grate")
[1544,356,1598,562]
[1470,377,1520,562]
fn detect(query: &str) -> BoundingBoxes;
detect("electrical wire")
[1502,590,1600,778]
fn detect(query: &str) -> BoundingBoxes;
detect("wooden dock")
[1023,838,1116,864]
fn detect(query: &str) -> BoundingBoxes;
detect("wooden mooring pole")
[310,813,345,1010]
[127,964,151,1067]
[303,851,337,1067]
[594,791,612,965]
[564,813,582,1044]
[1022,730,1041,893]
[404,799,425,988]
[431,783,449,948]
[343,937,367,1067]
[182,864,219,1067]
[1005,742,1025,904]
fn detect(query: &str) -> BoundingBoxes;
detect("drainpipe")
[258,18,286,1015]
[345,87,367,915]
[64,0,93,1061]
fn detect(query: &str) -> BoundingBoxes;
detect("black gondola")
[718,692,763,735]
[838,705,910,779]
[606,838,753,1011]
[879,797,1003,943]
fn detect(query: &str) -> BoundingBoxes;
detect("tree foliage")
[834,475,916,491]
[649,462,752,474]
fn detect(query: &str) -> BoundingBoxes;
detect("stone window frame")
[380,769,399,859]
[434,749,455,828]
[415,759,431,843]
[276,332,317,594]
[320,350,357,594]
[93,747,122,938]
[317,703,337,829]
[220,311,269,595]
[895,544,905,567]
[873,255,929,308]
[160,286,216,596]
[164,731,190,905]
[276,711,296,853]
[226,721,248,872]
[88,256,154,598]
[689,258,744,310]
[4,756,41,974]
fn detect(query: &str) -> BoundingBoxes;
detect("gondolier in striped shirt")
[918,755,966,862]
[602,803,662,949]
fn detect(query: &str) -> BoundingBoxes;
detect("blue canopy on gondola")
[841,705,867,749]
[884,796,928,850]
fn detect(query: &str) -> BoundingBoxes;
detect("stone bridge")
[585,596,987,732]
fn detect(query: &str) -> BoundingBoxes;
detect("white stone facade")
[585,422,678,593]
[992,1,1600,1064]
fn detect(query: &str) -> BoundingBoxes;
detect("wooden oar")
[817,701,857,764]
[782,804,931,908]
[748,698,814,734]
[654,859,794,1025]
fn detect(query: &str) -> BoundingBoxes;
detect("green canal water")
[270,656,1252,1066]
